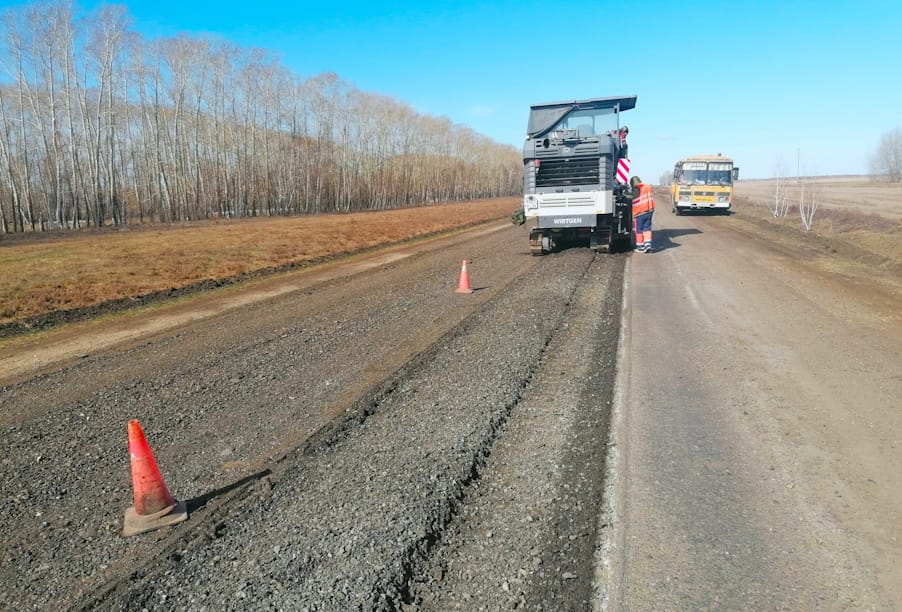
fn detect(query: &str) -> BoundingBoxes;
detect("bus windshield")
[678,162,733,186]
[707,162,733,185]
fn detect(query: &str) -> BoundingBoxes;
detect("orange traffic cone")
[455,259,474,294]
[122,419,188,537]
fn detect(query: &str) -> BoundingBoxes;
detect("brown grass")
[736,178,902,223]
[0,198,519,324]
[727,187,902,301]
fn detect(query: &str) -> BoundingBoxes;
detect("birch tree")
[0,1,522,233]
[869,127,902,182]
[772,157,789,217]
[798,180,817,231]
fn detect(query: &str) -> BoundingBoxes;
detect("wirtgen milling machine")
[521,95,636,255]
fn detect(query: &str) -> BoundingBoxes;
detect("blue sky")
[4,0,902,180]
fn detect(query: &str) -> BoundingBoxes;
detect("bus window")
[681,161,707,185]
[708,162,733,186]
[683,169,707,185]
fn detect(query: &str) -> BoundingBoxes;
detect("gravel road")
[0,223,625,610]
[3,204,899,611]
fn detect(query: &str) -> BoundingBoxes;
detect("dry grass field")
[737,177,902,222]
[731,178,902,301]
[0,198,518,327]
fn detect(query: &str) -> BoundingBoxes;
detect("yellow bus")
[670,154,739,215]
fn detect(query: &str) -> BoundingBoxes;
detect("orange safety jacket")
[632,183,655,216]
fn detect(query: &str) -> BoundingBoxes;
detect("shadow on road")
[187,468,272,513]
[653,228,703,252]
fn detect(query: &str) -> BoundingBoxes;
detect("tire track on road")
[85,249,610,610]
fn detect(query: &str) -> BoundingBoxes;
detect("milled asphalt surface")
[0,224,626,611]
[411,252,622,610]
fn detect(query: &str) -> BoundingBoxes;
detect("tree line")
[0,2,522,234]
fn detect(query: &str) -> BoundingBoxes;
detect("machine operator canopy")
[527,95,637,139]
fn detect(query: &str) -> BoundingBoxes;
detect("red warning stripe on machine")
[616,158,631,184]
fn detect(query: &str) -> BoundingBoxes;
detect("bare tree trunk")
[2,12,38,231]
[87,5,130,226]
[799,180,818,231]
[0,87,23,232]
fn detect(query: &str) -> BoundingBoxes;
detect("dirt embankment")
[695,181,902,307]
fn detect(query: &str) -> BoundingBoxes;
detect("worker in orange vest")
[630,176,655,252]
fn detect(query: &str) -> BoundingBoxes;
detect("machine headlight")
[525,196,539,210]
[680,195,690,202]
[717,196,728,202]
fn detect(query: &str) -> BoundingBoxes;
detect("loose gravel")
[0,225,625,611]
[412,254,622,610]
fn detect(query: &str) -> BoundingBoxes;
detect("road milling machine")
[521,95,637,255]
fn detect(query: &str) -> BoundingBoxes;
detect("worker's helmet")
[629,176,641,187]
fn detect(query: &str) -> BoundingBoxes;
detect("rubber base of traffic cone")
[122,498,188,537]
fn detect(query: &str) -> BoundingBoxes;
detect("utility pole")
[796,148,800,182]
